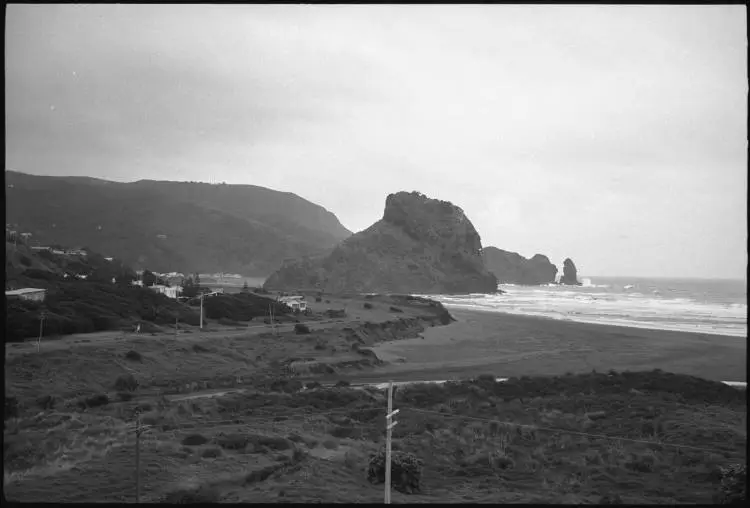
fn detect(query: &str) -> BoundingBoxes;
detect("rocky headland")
[481,247,558,285]
[263,191,499,294]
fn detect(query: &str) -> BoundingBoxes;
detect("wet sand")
[372,308,747,382]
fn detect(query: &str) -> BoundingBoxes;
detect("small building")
[148,284,181,299]
[279,295,307,312]
[6,288,47,302]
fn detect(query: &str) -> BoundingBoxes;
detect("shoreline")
[371,307,747,383]
[432,303,747,338]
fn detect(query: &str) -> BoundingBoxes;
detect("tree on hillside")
[194,273,201,288]
[241,281,249,294]
[181,276,198,298]
[143,270,157,287]
[142,269,169,287]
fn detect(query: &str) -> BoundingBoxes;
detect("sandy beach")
[372,308,747,382]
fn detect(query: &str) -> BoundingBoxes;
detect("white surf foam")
[421,286,747,338]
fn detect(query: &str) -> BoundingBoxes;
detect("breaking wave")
[423,277,747,338]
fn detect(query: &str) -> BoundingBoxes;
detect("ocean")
[425,276,747,338]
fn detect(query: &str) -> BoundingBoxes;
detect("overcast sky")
[6,4,747,279]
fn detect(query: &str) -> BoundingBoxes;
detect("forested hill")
[5,171,352,276]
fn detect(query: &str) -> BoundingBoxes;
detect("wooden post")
[199,294,204,330]
[37,312,46,353]
[135,414,141,503]
[385,381,399,504]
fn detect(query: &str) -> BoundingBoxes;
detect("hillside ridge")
[5,171,351,276]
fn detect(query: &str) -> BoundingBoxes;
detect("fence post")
[135,413,141,503]
[385,381,399,504]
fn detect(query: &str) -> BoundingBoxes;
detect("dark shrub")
[335,380,351,387]
[162,485,221,504]
[117,391,134,402]
[389,306,403,313]
[295,323,311,334]
[363,302,373,309]
[364,294,375,299]
[192,344,210,353]
[269,378,303,393]
[181,434,209,446]
[114,373,139,392]
[325,300,330,304]
[315,297,322,302]
[215,433,248,451]
[314,343,325,350]
[84,393,110,408]
[248,435,292,451]
[37,394,57,410]
[202,447,222,458]
[5,395,19,420]
[715,464,746,504]
[331,426,356,439]
[125,350,142,362]
[245,465,280,483]
[306,381,321,390]
[367,449,423,494]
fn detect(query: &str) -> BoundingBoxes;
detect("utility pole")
[199,293,204,330]
[135,413,142,503]
[385,381,399,504]
[37,311,46,353]
[175,316,179,339]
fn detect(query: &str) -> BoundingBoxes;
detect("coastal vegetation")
[4,243,288,342]
[4,370,745,503]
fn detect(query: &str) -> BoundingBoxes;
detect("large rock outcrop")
[481,247,558,285]
[560,258,581,285]
[263,191,499,294]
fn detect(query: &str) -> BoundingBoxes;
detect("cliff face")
[560,258,581,285]
[263,191,498,294]
[482,247,558,285]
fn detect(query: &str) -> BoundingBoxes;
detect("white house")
[6,288,47,302]
[279,295,307,312]
[148,284,181,299]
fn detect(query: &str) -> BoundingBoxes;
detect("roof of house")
[6,288,46,296]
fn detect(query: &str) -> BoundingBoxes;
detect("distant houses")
[29,246,87,257]
[6,288,47,302]
[279,295,307,312]
[144,283,181,299]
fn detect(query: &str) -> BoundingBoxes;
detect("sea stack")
[263,191,499,294]
[559,258,582,285]
[482,247,558,285]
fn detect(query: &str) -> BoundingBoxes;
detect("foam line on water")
[369,379,746,390]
